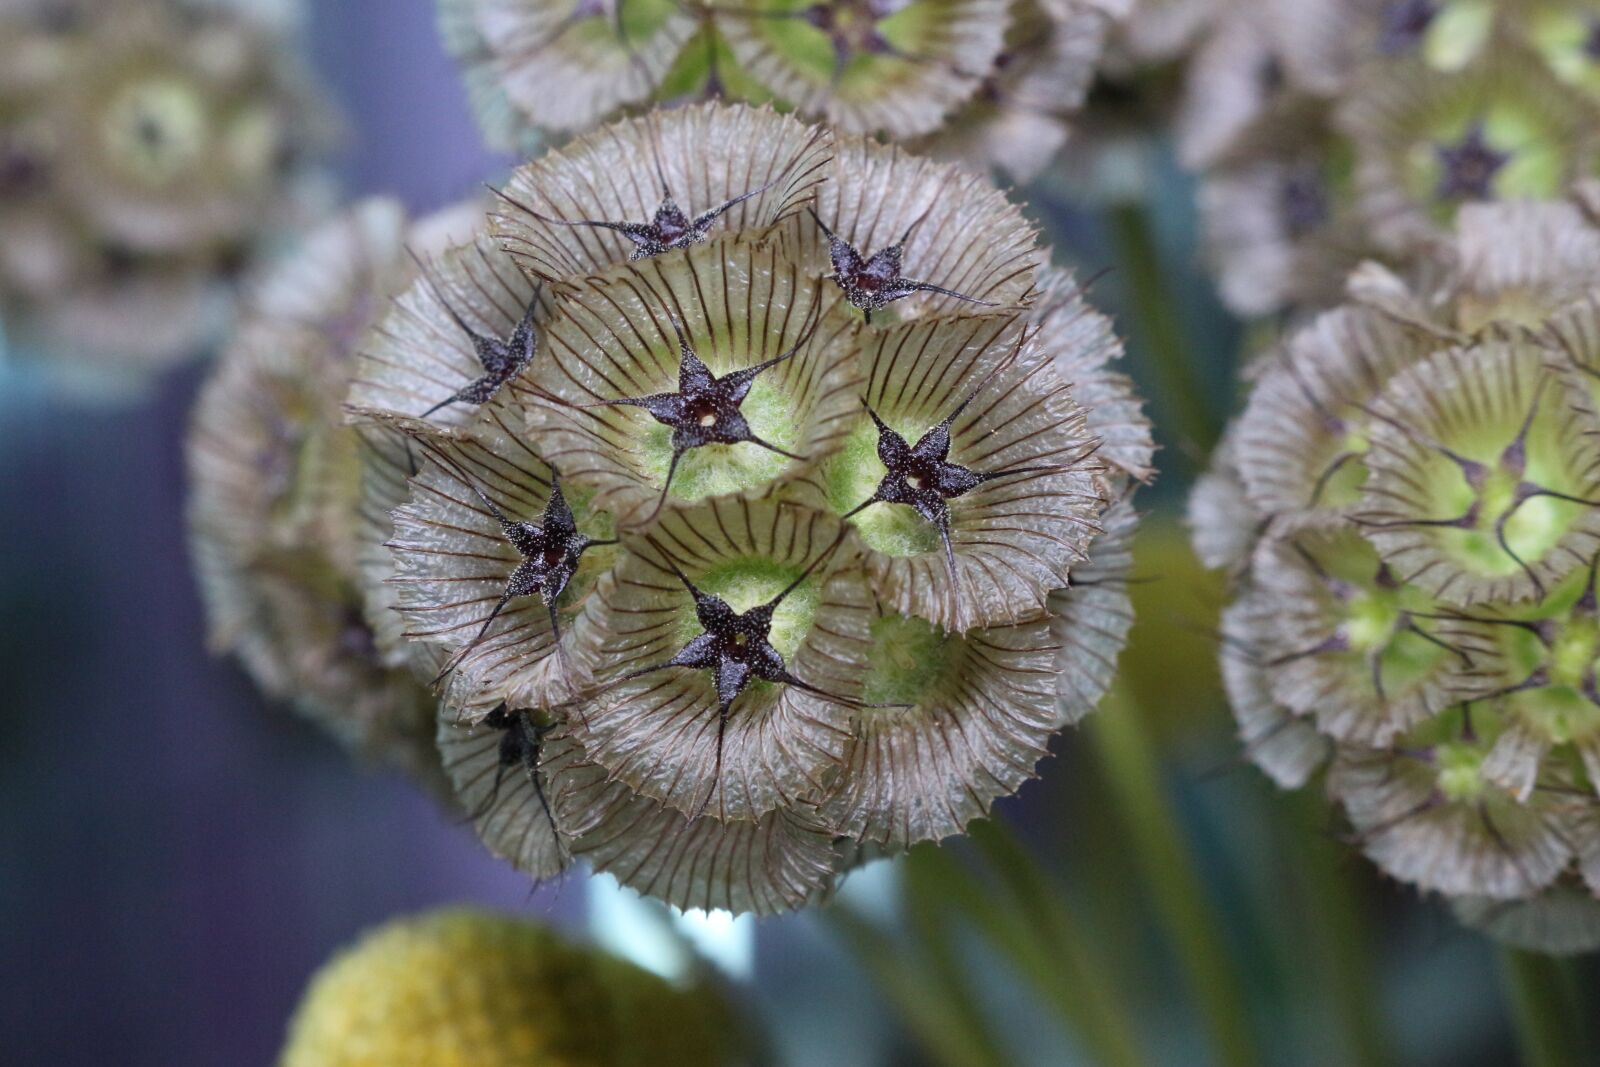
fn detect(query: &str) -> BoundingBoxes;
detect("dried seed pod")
[490,102,832,284]
[384,406,618,718]
[572,495,872,822]
[521,234,861,528]
[806,309,1104,632]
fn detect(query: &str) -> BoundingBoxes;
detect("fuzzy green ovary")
[100,74,210,185]
[637,377,801,504]
[655,29,775,103]
[862,614,951,706]
[1412,434,1583,577]
[824,417,940,557]
[1528,9,1600,93]
[747,0,944,89]
[568,0,678,51]
[1343,590,1448,692]
[1435,741,1489,802]
[1420,2,1495,70]
[1310,425,1370,509]
[682,556,820,657]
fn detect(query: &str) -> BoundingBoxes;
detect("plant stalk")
[1091,686,1262,1067]
[1499,949,1585,1067]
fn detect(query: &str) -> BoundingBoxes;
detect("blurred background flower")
[5,2,1600,1066]
[0,0,336,396]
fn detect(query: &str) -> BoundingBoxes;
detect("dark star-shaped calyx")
[582,314,812,523]
[410,250,541,418]
[807,207,997,324]
[496,164,787,261]
[845,383,1062,587]
[435,464,614,682]
[1434,123,1510,203]
[1379,0,1439,54]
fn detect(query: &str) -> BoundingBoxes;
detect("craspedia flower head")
[1194,197,1600,951]
[338,102,1149,913]
[188,199,443,788]
[0,0,334,381]
[280,908,739,1067]
[439,0,1113,166]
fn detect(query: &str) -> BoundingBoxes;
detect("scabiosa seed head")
[0,0,334,384]
[439,0,1113,172]
[188,200,447,791]
[1177,0,1600,319]
[327,103,1149,914]
[1194,198,1600,951]
[280,909,739,1067]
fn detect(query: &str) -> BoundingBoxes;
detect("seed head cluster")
[1192,193,1600,953]
[190,102,1150,914]
[438,0,1118,181]
[1174,0,1600,317]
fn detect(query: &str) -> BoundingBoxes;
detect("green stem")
[964,823,1150,1067]
[1285,791,1395,1067]
[1091,686,1262,1067]
[827,905,1014,1067]
[1107,201,1219,468]
[1499,949,1585,1067]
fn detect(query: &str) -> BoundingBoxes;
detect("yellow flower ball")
[280,909,737,1067]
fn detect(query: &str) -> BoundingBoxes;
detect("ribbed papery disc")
[1248,529,1488,746]
[187,202,443,782]
[571,496,870,823]
[1543,294,1600,415]
[1219,595,1330,788]
[1336,45,1600,254]
[386,406,618,720]
[915,0,1106,183]
[352,422,447,683]
[802,310,1103,632]
[436,707,572,880]
[1198,155,1374,319]
[1030,266,1154,486]
[1234,304,1432,533]
[490,102,832,284]
[1576,805,1600,896]
[542,730,840,915]
[716,0,1007,138]
[1452,882,1600,955]
[348,226,557,431]
[1049,498,1138,727]
[1327,744,1574,899]
[799,138,1043,318]
[519,234,861,529]
[1174,13,1289,172]
[469,0,698,134]
[1188,434,1259,574]
[1450,201,1600,331]
[820,610,1057,849]
[1358,340,1600,607]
